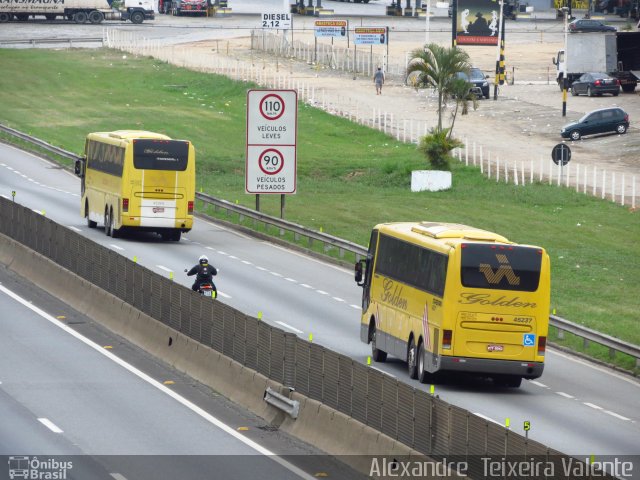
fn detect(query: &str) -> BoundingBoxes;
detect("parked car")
[455,67,490,99]
[571,72,621,96]
[561,107,629,140]
[568,18,617,32]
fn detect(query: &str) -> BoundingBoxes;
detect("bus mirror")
[355,259,365,285]
[74,159,84,177]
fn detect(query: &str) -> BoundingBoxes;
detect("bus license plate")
[152,207,165,213]
[487,344,504,352]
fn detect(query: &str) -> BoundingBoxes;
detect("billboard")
[456,0,500,45]
[354,27,388,45]
[314,20,348,38]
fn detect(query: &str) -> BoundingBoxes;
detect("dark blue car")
[561,107,629,140]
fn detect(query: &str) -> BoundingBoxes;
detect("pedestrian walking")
[373,67,385,95]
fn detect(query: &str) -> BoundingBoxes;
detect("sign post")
[246,90,298,216]
[552,143,571,184]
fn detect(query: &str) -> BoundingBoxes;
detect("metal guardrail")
[0,37,104,47]
[1,124,638,369]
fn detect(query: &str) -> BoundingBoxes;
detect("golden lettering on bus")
[458,293,536,308]
[381,278,409,310]
[479,253,521,285]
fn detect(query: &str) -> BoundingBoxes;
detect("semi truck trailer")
[0,0,155,23]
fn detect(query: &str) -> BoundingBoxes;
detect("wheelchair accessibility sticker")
[523,334,536,347]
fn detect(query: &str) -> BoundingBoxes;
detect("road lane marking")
[270,272,283,277]
[110,474,128,480]
[109,244,124,251]
[156,265,173,273]
[316,290,329,295]
[300,284,313,289]
[556,392,575,399]
[474,413,502,426]
[276,321,304,334]
[241,260,252,265]
[584,402,603,410]
[370,366,396,378]
[332,297,345,302]
[350,304,360,310]
[0,284,315,480]
[256,266,267,271]
[529,380,548,388]
[548,349,640,388]
[38,418,63,433]
[604,410,631,421]
[284,277,297,283]
[68,226,82,232]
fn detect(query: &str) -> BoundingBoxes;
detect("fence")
[102,28,639,208]
[1,121,638,368]
[3,196,619,479]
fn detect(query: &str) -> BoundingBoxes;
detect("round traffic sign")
[258,148,284,175]
[552,143,571,166]
[259,94,285,121]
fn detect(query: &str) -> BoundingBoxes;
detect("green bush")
[418,129,463,170]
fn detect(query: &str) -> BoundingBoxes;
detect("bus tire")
[417,340,433,384]
[170,230,181,241]
[494,375,522,388]
[0,12,12,22]
[369,323,387,362]
[104,208,111,236]
[109,207,119,238]
[407,337,418,379]
[86,202,97,228]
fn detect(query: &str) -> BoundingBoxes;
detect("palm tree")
[406,43,472,135]
[448,77,479,137]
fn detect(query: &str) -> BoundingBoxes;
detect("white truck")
[0,0,155,23]
[553,31,640,93]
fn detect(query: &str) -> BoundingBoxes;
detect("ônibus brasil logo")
[7,456,73,480]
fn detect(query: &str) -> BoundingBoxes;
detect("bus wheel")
[407,337,418,379]
[494,375,522,388]
[104,208,111,236]
[109,208,119,238]
[369,323,387,362]
[86,203,97,228]
[417,340,433,384]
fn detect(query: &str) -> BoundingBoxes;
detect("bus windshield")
[460,243,542,292]
[133,139,189,171]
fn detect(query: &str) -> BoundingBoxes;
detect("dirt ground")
[187,31,640,203]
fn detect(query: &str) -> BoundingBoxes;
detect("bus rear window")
[133,140,189,171]
[461,244,542,292]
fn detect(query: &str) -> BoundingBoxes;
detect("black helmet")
[199,255,208,265]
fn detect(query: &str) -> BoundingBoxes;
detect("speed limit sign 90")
[259,148,284,175]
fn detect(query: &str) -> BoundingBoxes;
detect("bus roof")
[375,221,517,252]
[88,130,173,142]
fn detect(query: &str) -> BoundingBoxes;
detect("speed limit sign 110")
[246,89,298,194]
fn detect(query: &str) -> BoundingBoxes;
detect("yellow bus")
[74,130,195,241]
[355,222,551,388]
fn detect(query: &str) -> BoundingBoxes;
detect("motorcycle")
[198,282,217,298]
[184,268,218,299]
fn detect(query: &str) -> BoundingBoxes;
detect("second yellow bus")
[75,130,195,241]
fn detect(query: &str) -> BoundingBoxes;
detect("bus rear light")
[538,336,546,355]
[122,198,129,212]
[188,201,194,214]
[443,329,452,350]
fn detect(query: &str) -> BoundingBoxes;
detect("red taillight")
[538,336,546,355]
[443,330,452,350]
[122,198,129,212]
[595,80,601,86]
[188,201,194,214]
[616,79,621,86]
[624,114,629,122]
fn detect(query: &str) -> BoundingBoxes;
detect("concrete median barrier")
[0,232,435,475]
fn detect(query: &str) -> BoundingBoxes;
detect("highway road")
[0,261,365,479]
[1,139,639,462]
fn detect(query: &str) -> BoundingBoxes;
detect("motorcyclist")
[185,255,217,296]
